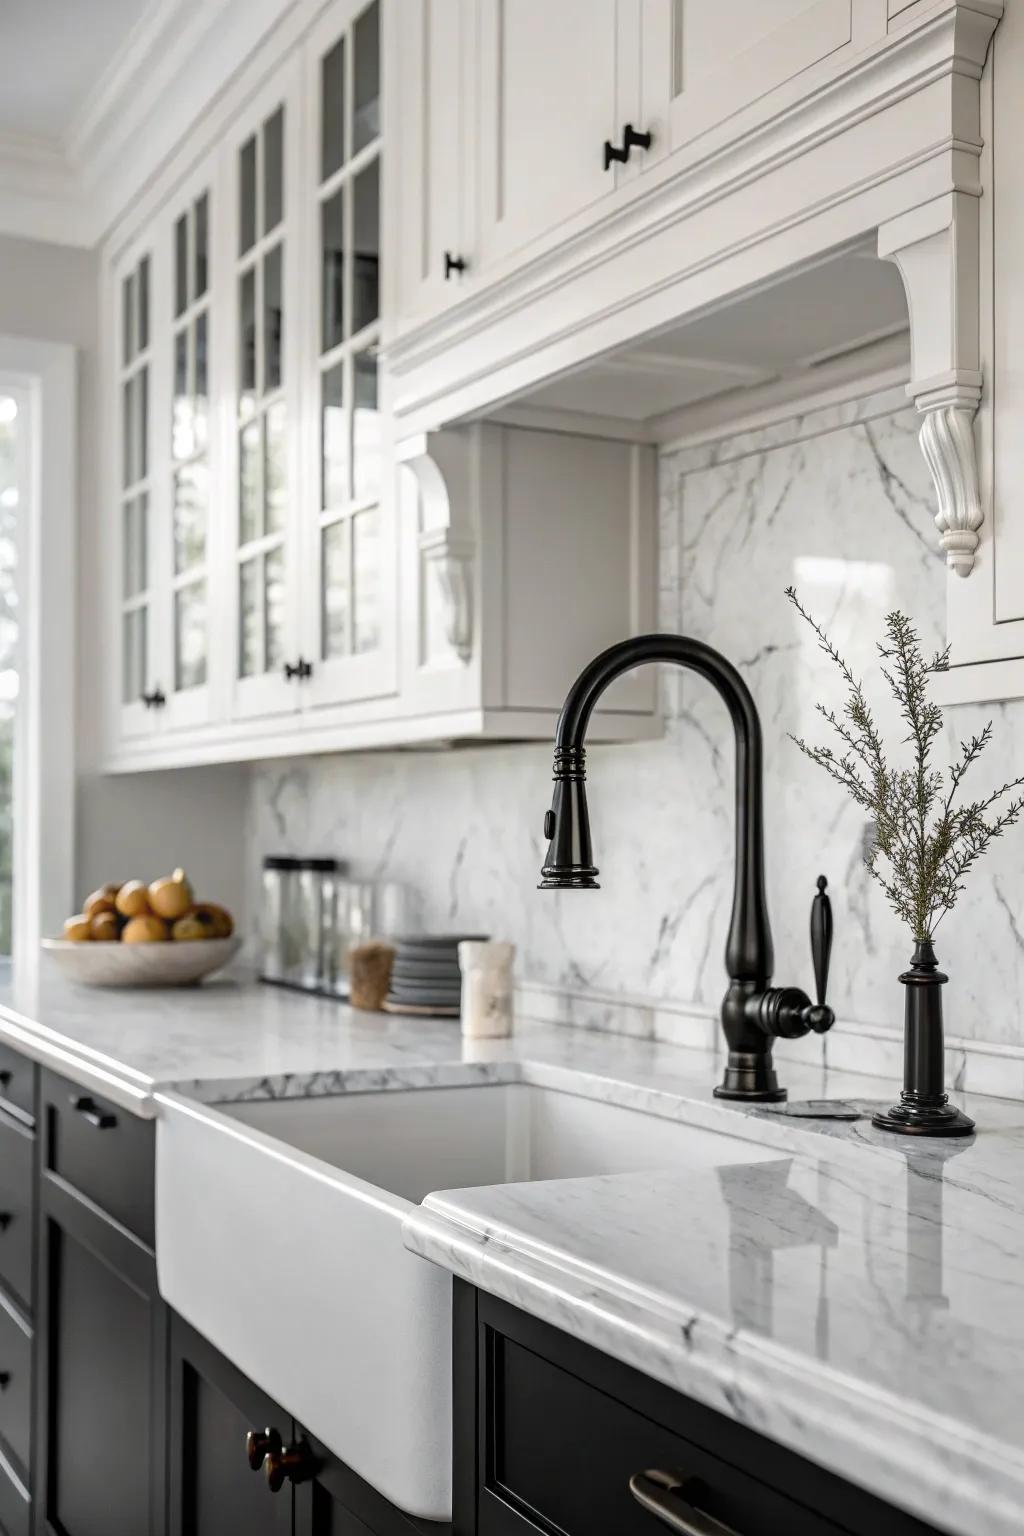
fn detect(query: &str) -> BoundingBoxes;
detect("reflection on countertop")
[2,961,1022,1535]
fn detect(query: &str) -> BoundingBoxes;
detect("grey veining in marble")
[245,384,1024,1090]
[406,1092,1024,1536]
[1,962,1021,1534]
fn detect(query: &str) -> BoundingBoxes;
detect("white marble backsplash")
[247,384,1024,1094]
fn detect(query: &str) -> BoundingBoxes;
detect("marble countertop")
[1,965,1021,1535]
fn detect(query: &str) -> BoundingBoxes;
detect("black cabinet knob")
[141,687,166,709]
[245,1427,282,1471]
[603,123,653,170]
[0,1214,12,1234]
[0,1373,10,1392]
[264,1439,319,1493]
[284,658,313,681]
[443,251,467,281]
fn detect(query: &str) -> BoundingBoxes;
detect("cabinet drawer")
[470,1291,939,1536]
[0,1444,29,1536]
[0,1115,33,1311]
[0,1294,31,1476]
[0,1043,35,1128]
[44,1073,155,1246]
[484,1333,840,1536]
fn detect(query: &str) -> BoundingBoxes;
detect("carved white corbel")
[396,429,477,663]
[879,192,984,577]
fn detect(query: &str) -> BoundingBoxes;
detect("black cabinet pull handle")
[141,687,166,709]
[603,122,652,170]
[0,1373,10,1392]
[283,658,313,681]
[443,251,467,280]
[0,1070,10,1087]
[70,1095,117,1130]
[630,1470,740,1536]
[246,1427,282,1471]
[0,1214,12,1233]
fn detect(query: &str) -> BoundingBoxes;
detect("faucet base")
[714,1051,787,1103]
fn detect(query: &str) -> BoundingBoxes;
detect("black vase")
[870,940,976,1137]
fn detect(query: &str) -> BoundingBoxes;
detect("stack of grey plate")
[383,934,488,1017]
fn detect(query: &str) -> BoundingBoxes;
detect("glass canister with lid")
[260,856,304,984]
[296,857,343,991]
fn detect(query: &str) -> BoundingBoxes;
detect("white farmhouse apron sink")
[155,1079,777,1520]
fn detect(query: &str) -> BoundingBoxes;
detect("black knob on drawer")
[246,1427,282,1471]
[264,1439,319,1493]
[443,251,467,280]
[0,1214,11,1233]
[0,1373,10,1392]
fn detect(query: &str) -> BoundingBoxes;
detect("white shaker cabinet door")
[475,0,622,273]
[640,0,854,166]
[390,0,471,329]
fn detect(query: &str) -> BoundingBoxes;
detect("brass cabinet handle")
[630,1470,741,1536]
[245,1427,282,1471]
[264,1439,319,1493]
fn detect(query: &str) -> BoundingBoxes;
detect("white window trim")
[0,337,76,977]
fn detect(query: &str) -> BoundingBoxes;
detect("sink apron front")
[155,1092,454,1521]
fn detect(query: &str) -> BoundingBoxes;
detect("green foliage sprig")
[785,586,1024,942]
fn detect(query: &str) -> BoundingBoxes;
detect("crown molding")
[0,0,294,250]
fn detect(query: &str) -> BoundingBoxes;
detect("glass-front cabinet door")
[227,63,302,722]
[161,159,217,730]
[301,0,396,711]
[116,240,156,739]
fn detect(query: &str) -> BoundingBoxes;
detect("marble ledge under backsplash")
[516,977,1024,1105]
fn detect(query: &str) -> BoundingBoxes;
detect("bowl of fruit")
[42,871,241,987]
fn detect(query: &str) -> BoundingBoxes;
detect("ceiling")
[0,0,152,144]
[513,247,910,438]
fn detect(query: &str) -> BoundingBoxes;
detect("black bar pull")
[284,658,313,681]
[443,251,467,280]
[0,1214,12,1234]
[70,1094,117,1130]
[0,1070,11,1088]
[0,1373,10,1392]
[141,687,166,709]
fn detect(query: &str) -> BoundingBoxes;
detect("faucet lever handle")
[807,874,834,1032]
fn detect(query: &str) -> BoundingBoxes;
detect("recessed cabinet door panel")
[40,1217,163,1536]
[168,1319,292,1536]
[393,0,467,324]
[477,0,619,270]
[660,0,853,153]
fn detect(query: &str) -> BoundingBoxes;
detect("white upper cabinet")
[115,238,155,742]
[300,0,397,712]
[474,0,625,272]
[225,63,303,725]
[641,0,854,165]
[161,156,218,734]
[391,0,471,325]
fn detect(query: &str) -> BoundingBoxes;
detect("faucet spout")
[539,634,834,1102]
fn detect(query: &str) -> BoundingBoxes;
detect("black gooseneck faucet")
[539,634,835,1102]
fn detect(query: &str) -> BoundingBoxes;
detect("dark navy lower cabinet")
[452,1282,943,1536]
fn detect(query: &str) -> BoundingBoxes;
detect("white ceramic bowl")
[41,935,243,988]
